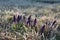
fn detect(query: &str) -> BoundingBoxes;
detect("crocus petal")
[17,15,20,23]
[28,15,31,21]
[26,15,31,26]
[26,20,30,26]
[52,20,56,26]
[13,15,16,23]
[17,15,22,23]
[19,15,22,21]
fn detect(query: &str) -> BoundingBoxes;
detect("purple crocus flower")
[17,15,22,23]
[39,25,45,35]
[33,18,37,26]
[26,15,31,26]
[28,15,31,21]
[52,20,56,26]
[26,20,30,26]
[13,15,16,23]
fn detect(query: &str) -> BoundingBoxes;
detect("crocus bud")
[17,15,22,23]
[39,25,45,35]
[28,15,31,21]
[52,20,56,26]
[26,15,31,26]
[26,20,30,26]
[13,15,16,23]
[33,18,37,26]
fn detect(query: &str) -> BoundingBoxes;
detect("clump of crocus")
[43,19,57,40]
[39,25,45,35]
[49,20,57,30]
[12,15,22,24]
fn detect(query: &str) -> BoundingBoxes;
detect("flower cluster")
[13,15,22,23]
[9,15,57,40]
[38,19,58,40]
[17,15,22,23]
[13,15,37,27]
[7,15,59,40]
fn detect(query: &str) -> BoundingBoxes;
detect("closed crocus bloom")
[17,15,20,23]
[28,15,31,21]
[19,15,22,20]
[39,25,45,35]
[52,20,56,26]
[13,15,16,23]
[17,15,22,23]
[33,18,37,26]
[26,20,30,26]
[26,15,31,26]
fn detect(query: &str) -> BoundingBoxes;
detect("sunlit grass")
[0,14,58,40]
